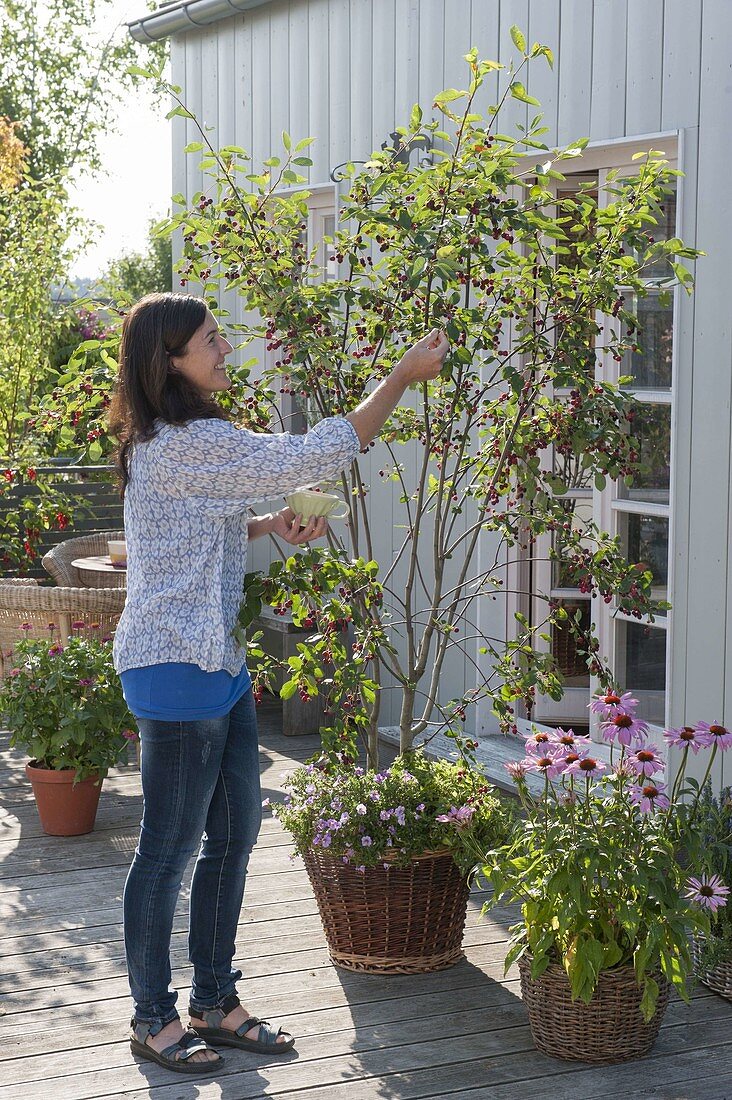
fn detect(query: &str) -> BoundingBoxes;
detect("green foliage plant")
[129,34,698,770]
[693,785,732,975]
[481,709,728,1021]
[0,624,138,781]
[272,748,513,876]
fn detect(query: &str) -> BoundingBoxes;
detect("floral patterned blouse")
[112,415,360,676]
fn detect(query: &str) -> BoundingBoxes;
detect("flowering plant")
[481,691,730,1020]
[271,748,513,875]
[691,785,732,974]
[0,625,138,782]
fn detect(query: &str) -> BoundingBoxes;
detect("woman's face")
[169,310,234,396]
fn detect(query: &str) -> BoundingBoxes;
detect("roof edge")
[127,0,271,43]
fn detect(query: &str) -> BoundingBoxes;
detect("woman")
[109,291,449,1074]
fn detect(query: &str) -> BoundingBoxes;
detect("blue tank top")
[120,661,252,721]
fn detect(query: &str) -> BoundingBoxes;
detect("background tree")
[0,0,165,179]
[100,217,173,301]
[150,39,696,763]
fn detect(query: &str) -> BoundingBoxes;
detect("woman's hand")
[271,507,329,545]
[396,329,450,384]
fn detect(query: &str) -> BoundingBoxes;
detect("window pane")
[552,599,591,687]
[621,403,671,504]
[552,496,594,588]
[643,187,677,282]
[621,292,673,390]
[617,512,669,615]
[616,620,666,724]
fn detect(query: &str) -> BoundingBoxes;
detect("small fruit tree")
[139,34,696,765]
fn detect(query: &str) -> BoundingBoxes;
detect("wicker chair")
[0,581,126,679]
[42,530,126,587]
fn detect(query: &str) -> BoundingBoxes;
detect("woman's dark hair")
[107,292,230,496]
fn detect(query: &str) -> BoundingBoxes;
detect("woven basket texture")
[41,530,125,586]
[0,582,126,679]
[303,847,469,974]
[518,957,670,1064]
[692,934,732,1000]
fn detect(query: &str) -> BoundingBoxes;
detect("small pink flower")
[628,780,671,813]
[8,668,21,677]
[664,725,712,753]
[523,751,566,779]
[601,710,649,748]
[627,744,665,777]
[549,728,593,752]
[71,620,86,630]
[20,622,32,632]
[589,690,638,717]
[564,755,607,778]
[524,729,553,752]
[504,760,529,781]
[121,728,138,742]
[78,677,94,687]
[48,644,64,656]
[684,874,730,913]
[436,805,475,828]
[696,722,732,751]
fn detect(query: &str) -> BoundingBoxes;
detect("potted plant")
[72,33,698,967]
[481,693,730,1064]
[691,783,732,999]
[0,623,138,835]
[270,748,513,972]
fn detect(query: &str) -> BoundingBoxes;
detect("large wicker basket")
[302,847,469,974]
[692,933,732,1000]
[518,956,670,1064]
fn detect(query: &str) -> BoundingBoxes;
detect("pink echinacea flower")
[695,722,732,751]
[664,725,712,753]
[628,780,671,813]
[627,744,666,777]
[564,755,607,779]
[589,690,639,718]
[601,710,649,748]
[684,874,730,913]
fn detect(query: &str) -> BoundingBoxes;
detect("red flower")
[26,468,36,481]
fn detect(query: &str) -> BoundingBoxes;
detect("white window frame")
[500,134,680,741]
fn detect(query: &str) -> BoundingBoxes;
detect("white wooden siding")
[169,0,731,758]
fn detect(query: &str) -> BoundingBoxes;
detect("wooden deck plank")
[1,718,731,1099]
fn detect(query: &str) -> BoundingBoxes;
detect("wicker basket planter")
[302,846,469,974]
[518,956,670,1064]
[692,934,732,1000]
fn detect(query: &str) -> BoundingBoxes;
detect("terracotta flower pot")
[25,761,104,836]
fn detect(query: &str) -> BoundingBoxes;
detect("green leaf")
[410,103,423,131]
[510,81,541,107]
[510,25,527,53]
[282,130,292,151]
[184,142,204,153]
[166,105,195,121]
[280,679,298,701]
[434,89,466,106]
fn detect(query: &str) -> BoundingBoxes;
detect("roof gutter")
[127,0,271,43]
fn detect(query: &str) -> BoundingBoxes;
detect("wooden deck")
[1,709,732,1100]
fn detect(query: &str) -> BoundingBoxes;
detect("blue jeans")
[123,689,262,1029]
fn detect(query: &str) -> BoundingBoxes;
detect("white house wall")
[167,1,732,783]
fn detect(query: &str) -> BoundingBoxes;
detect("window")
[517,143,678,736]
[269,187,337,433]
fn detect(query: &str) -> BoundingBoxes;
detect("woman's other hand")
[396,329,450,384]
[271,507,329,544]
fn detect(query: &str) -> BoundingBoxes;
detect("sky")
[67,1,172,278]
